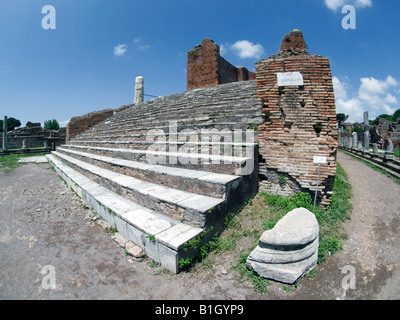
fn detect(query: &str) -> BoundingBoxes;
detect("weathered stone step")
[46,154,203,274]
[56,147,239,198]
[76,121,260,140]
[107,103,261,120]
[73,129,258,143]
[102,108,262,130]
[52,151,224,228]
[67,140,257,157]
[60,144,256,176]
[106,82,260,124]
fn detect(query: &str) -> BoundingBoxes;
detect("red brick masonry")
[255,30,338,206]
[187,39,255,91]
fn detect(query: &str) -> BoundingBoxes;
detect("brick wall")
[255,30,338,206]
[187,39,255,91]
[66,105,131,141]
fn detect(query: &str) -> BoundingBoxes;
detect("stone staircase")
[47,80,263,273]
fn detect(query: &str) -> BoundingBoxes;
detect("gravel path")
[0,151,399,300]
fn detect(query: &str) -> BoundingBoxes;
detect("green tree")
[44,119,60,130]
[0,117,21,132]
[336,113,349,128]
[393,109,400,122]
[352,122,363,134]
[376,114,394,122]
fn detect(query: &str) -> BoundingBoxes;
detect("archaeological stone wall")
[66,105,131,141]
[255,30,338,206]
[65,30,337,207]
[0,122,66,150]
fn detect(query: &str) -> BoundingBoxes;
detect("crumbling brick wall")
[66,105,131,141]
[255,30,338,207]
[187,39,255,91]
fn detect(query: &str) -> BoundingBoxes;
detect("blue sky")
[0,0,399,127]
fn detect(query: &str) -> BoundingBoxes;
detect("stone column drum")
[134,76,144,104]
[246,208,319,284]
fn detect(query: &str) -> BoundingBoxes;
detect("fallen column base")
[246,208,319,284]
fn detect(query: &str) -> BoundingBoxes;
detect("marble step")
[56,147,239,199]
[59,144,257,176]
[46,154,203,274]
[52,151,225,228]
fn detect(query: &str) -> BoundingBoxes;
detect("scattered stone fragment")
[96,219,112,231]
[111,232,128,248]
[246,207,319,284]
[125,241,144,258]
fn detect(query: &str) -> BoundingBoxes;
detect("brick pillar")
[256,30,338,207]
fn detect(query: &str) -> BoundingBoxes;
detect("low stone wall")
[0,148,52,156]
[340,146,400,178]
[0,136,64,150]
[66,105,131,141]
[1,126,66,150]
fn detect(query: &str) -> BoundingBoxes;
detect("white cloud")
[333,76,348,100]
[359,76,398,110]
[139,45,150,51]
[336,97,365,123]
[334,75,399,122]
[355,0,372,8]
[132,37,150,51]
[220,43,229,56]
[230,40,265,59]
[384,93,398,105]
[324,0,372,11]
[221,40,265,60]
[59,120,70,128]
[114,44,128,57]
[324,0,345,11]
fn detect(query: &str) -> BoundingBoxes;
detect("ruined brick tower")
[187,39,256,91]
[256,30,338,206]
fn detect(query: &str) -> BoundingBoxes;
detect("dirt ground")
[0,151,399,301]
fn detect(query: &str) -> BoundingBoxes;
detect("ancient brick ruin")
[57,29,337,273]
[255,30,338,206]
[187,39,256,91]
[66,105,130,142]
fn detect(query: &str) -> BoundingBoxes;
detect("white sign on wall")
[313,156,327,164]
[277,72,304,87]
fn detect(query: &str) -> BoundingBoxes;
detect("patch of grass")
[184,163,352,293]
[259,163,352,263]
[0,153,47,173]
[394,147,400,159]
[149,260,160,268]
[235,250,270,294]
